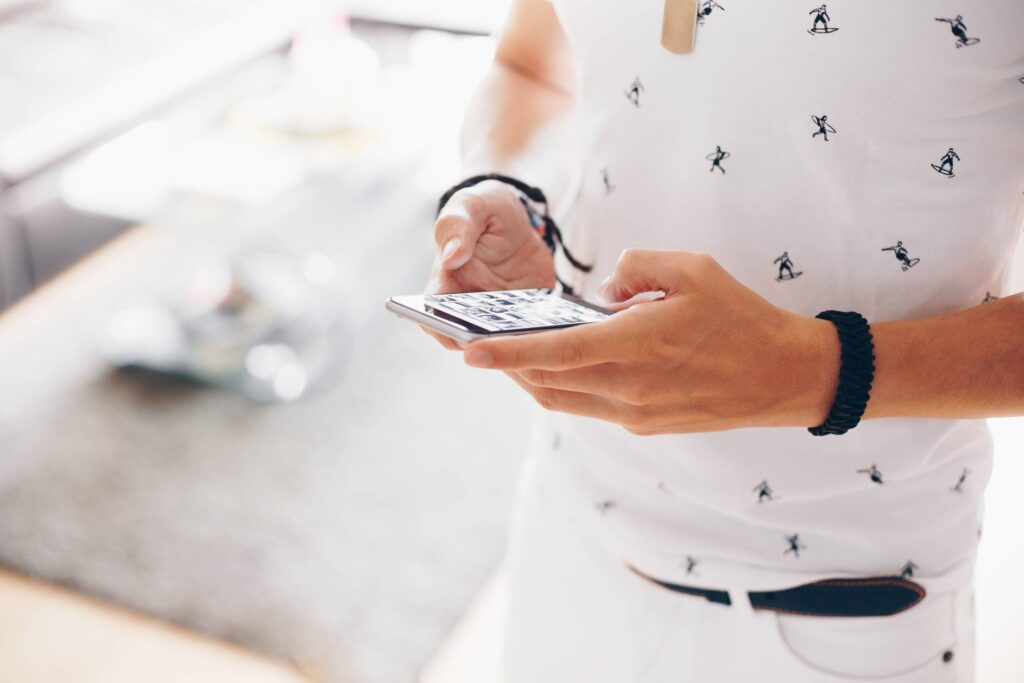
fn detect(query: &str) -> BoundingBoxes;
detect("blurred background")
[0,1,1021,681]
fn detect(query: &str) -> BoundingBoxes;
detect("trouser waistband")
[628,564,927,617]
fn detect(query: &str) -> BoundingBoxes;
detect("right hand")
[422,179,557,350]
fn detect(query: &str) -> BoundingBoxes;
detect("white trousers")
[502,457,977,683]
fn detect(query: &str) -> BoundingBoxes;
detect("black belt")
[628,566,926,617]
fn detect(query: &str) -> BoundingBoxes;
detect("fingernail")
[441,237,462,263]
[464,348,493,368]
[595,275,612,301]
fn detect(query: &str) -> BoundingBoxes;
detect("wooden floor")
[0,569,308,683]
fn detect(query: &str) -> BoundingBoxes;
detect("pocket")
[771,590,960,681]
[623,569,702,682]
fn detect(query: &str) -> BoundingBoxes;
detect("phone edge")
[384,297,486,343]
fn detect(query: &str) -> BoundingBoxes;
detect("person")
[857,464,884,485]
[812,114,835,141]
[705,145,729,173]
[421,1,1024,680]
[773,251,799,280]
[935,147,961,176]
[935,15,979,48]
[752,479,775,503]
[697,1,725,26]
[808,5,832,33]
[624,76,644,107]
[881,240,921,271]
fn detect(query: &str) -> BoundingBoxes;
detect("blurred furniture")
[0,0,301,182]
[0,16,519,681]
[0,154,532,683]
[0,0,505,311]
[0,207,30,306]
[0,568,308,683]
[0,0,305,307]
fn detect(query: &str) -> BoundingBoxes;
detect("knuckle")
[616,248,639,271]
[533,389,558,412]
[520,368,544,386]
[617,247,654,270]
[620,382,654,406]
[622,422,650,436]
[622,412,655,435]
[691,251,720,273]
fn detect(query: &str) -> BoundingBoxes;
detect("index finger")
[464,318,626,370]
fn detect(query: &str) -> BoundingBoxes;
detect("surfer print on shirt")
[600,168,615,194]
[696,1,724,26]
[881,241,920,271]
[808,5,837,35]
[932,147,960,178]
[753,480,778,503]
[774,251,803,281]
[811,114,836,141]
[935,15,980,48]
[624,77,643,107]
[857,464,885,485]
[900,560,919,579]
[706,145,730,173]
[951,468,971,493]
[784,534,806,558]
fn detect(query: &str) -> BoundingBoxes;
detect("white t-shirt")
[532,0,1024,590]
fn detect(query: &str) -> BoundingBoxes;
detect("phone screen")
[423,289,611,332]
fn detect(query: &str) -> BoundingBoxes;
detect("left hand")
[462,249,841,434]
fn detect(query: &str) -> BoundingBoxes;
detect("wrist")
[770,314,841,428]
[806,311,877,435]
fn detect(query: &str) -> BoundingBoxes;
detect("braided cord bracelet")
[808,310,876,436]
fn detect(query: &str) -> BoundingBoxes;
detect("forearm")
[459,63,575,197]
[796,293,1024,423]
[863,293,1024,419]
[458,0,577,210]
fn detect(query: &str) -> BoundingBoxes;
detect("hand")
[459,249,841,434]
[421,179,557,350]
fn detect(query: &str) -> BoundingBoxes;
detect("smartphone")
[385,288,614,343]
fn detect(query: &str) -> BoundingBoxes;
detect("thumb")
[595,249,688,304]
[434,191,486,270]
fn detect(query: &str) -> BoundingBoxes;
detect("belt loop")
[725,585,754,616]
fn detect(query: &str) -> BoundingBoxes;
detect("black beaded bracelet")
[808,310,876,436]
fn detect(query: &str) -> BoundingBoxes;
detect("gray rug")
[0,168,534,682]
